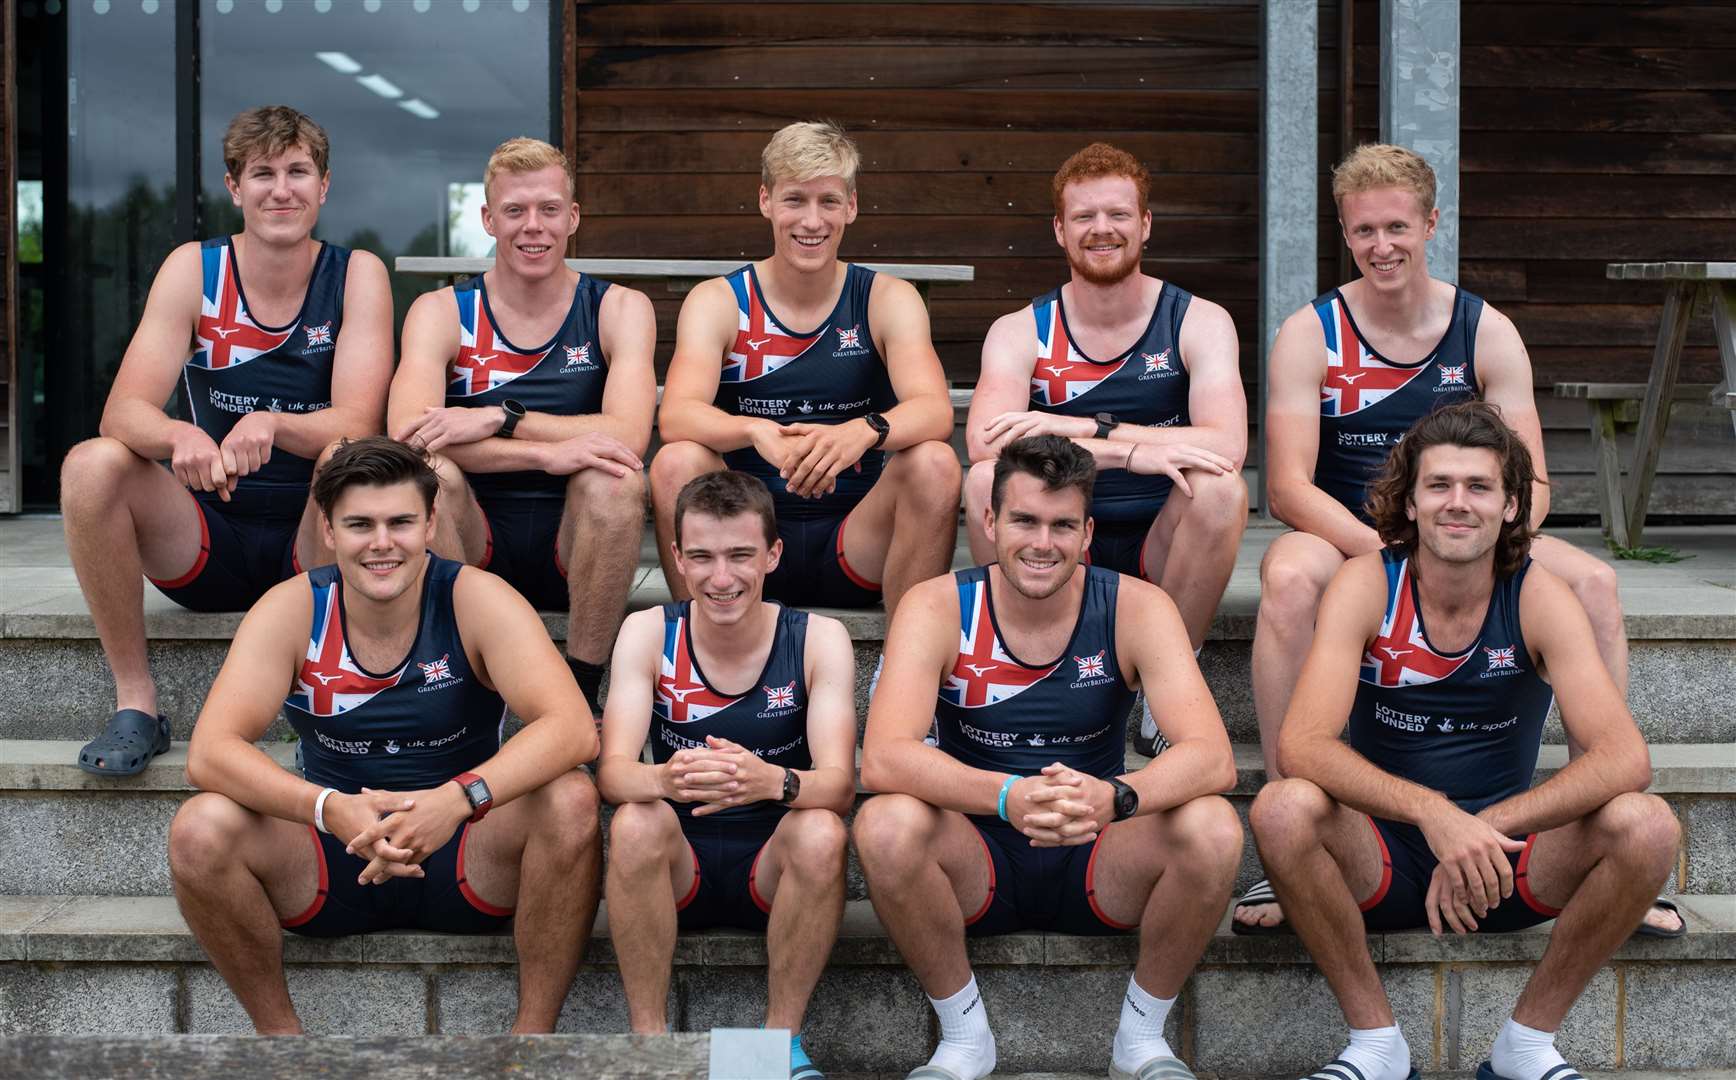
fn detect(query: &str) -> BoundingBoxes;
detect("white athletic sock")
[925,975,995,1080]
[1489,1018,1573,1080]
[1305,1024,1411,1080]
[1110,976,1176,1071]
[869,653,885,698]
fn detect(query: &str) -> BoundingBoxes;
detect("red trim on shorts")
[280,826,330,928]
[1136,541,1150,582]
[963,827,996,926]
[148,498,212,589]
[456,822,515,917]
[1085,828,1139,930]
[477,512,495,571]
[1358,815,1394,913]
[290,543,303,576]
[834,514,881,592]
[673,842,702,912]
[747,838,775,915]
[1515,833,1561,917]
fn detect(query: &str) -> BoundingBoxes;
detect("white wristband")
[313,787,337,834]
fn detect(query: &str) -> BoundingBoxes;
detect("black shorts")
[281,823,514,938]
[1083,518,1157,580]
[149,488,302,612]
[674,813,782,932]
[963,818,1135,937]
[1358,816,1560,934]
[476,495,569,611]
[762,510,881,609]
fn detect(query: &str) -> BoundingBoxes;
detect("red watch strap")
[453,772,489,822]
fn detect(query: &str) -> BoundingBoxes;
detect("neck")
[342,556,429,644]
[1063,271,1156,326]
[758,256,843,308]
[1351,272,1442,330]
[1411,545,1497,617]
[488,262,579,308]
[233,232,317,293]
[689,597,777,661]
[989,563,1084,638]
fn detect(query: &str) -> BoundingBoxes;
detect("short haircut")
[312,437,439,520]
[761,121,860,193]
[674,470,778,550]
[990,435,1097,515]
[1051,142,1151,218]
[484,136,574,202]
[1332,143,1437,215]
[223,105,329,179]
[1365,401,1539,578]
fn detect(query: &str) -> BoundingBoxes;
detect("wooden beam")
[1622,280,1696,545]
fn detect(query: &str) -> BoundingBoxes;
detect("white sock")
[1305,1024,1411,1080]
[1111,976,1176,1071]
[1489,1018,1572,1080]
[869,653,885,698]
[925,975,995,1080]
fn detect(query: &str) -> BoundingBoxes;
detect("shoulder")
[405,284,457,318]
[1328,551,1392,605]
[982,306,1038,359]
[1517,557,1575,611]
[1111,572,1183,625]
[614,605,668,652]
[867,271,926,322]
[234,572,316,645]
[1472,298,1523,348]
[890,572,965,634]
[343,247,388,280]
[678,275,740,322]
[1177,293,1238,357]
[599,281,655,325]
[802,611,854,657]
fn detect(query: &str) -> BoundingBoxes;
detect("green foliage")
[1605,540,1691,564]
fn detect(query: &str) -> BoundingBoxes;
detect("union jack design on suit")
[191,244,296,370]
[722,274,823,383]
[1317,296,1428,416]
[1360,556,1473,687]
[941,577,1060,708]
[1029,299,1126,406]
[449,289,551,397]
[288,580,405,716]
[655,615,740,724]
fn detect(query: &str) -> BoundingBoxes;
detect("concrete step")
[2,739,1732,899]
[1,894,1732,1072]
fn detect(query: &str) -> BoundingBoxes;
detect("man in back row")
[62,105,393,775]
[391,137,657,707]
[652,120,961,637]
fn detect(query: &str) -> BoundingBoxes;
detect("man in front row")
[1253,403,1676,1080]
[856,436,1243,1080]
[168,438,602,1034]
[600,471,858,1079]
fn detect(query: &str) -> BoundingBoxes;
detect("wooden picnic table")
[1582,262,1736,547]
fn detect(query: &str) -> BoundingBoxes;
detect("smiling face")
[759,174,857,272]
[481,164,580,278]
[673,510,783,627]
[225,143,328,243]
[1406,444,1517,567]
[323,481,435,606]
[1054,174,1149,286]
[985,471,1093,601]
[1339,186,1438,292]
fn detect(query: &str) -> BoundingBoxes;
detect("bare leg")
[604,800,694,1034]
[647,441,727,602]
[559,467,647,666]
[59,438,208,716]
[839,440,962,617]
[751,809,849,1032]
[961,459,997,566]
[167,792,319,1034]
[416,451,491,567]
[1141,468,1250,650]
[1528,534,1629,703]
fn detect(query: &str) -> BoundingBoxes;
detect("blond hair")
[1331,143,1436,215]
[483,137,573,202]
[760,121,860,192]
[223,105,329,179]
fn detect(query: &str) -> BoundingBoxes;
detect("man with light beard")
[963,143,1248,759]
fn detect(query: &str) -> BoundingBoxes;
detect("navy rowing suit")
[152,237,350,610]
[934,564,1138,935]
[1313,287,1482,520]
[281,554,513,937]
[444,273,613,609]
[650,600,811,929]
[1349,548,1560,932]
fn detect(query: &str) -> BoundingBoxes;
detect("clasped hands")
[751,418,878,499]
[1418,803,1528,935]
[171,411,279,500]
[323,783,475,887]
[1004,763,1117,848]
[659,735,785,816]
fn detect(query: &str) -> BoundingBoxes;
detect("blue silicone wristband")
[997,775,1021,821]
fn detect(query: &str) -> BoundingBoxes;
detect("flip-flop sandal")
[1478,1062,1585,1080]
[1631,895,1687,939]
[905,1067,974,1080]
[1112,1053,1199,1080]
[1307,1062,1418,1080]
[77,709,171,777]
[1230,876,1291,936]
[790,1065,825,1080]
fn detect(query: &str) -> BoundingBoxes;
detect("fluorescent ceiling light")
[399,99,440,120]
[356,74,402,100]
[315,52,362,75]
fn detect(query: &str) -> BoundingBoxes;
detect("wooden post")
[1622,281,1696,546]
[1709,281,1736,436]
[1585,401,1628,547]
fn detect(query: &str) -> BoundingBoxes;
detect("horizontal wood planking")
[1461,2,1736,47]
[1461,133,1736,175]
[1353,47,1736,91]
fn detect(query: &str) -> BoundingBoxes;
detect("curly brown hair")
[1365,401,1539,578]
[223,105,329,180]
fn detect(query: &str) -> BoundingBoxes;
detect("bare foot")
[1642,899,1684,935]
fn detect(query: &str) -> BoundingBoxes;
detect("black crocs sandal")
[1230,876,1291,936]
[77,709,171,777]
[1632,895,1687,939]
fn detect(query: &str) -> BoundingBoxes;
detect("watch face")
[465,778,491,808]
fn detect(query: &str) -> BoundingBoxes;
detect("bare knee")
[533,770,602,856]
[649,441,721,506]
[1249,778,1333,859]
[891,440,963,513]
[1594,792,1680,874]
[780,809,849,883]
[1179,468,1249,537]
[851,793,937,878]
[1572,560,1624,631]
[1258,543,1335,631]
[1167,795,1244,873]
[570,466,647,527]
[963,459,995,515]
[168,792,253,884]
[60,437,144,512]
[608,800,681,874]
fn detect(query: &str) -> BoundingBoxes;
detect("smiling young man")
[60,105,392,776]
[854,435,1241,1080]
[650,121,960,625]
[390,137,656,708]
[964,143,1247,758]
[598,470,856,1079]
[1251,402,1675,1080]
[167,437,602,1034]
[1237,144,1646,933]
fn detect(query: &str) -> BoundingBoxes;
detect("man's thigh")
[123,462,210,580]
[460,769,600,909]
[862,795,995,921]
[175,792,322,920]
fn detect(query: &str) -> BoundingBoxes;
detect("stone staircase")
[1,521,1732,1072]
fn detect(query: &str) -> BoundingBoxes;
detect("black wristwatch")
[497,398,526,439]
[779,767,802,804]
[453,772,494,823]
[1093,412,1118,440]
[863,412,890,450]
[1107,777,1139,822]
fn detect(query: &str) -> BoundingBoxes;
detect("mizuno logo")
[666,686,701,702]
[746,337,771,351]
[310,672,343,686]
[1042,365,1069,377]
[964,664,995,677]
[211,327,241,339]
[1379,647,1411,660]
[1339,372,1367,384]
[471,353,496,365]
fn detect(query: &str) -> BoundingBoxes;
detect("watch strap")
[453,771,491,823]
[497,400,524,439]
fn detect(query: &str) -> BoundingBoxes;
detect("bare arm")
[596,608,676,805]
[790,615,861,813]
[1103,296,1246,464]
[863,273,954,447]
[1474,304,1551,526]
[658,277,781,452]
[1265,307,1383,556]
[965,308,1044,463]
